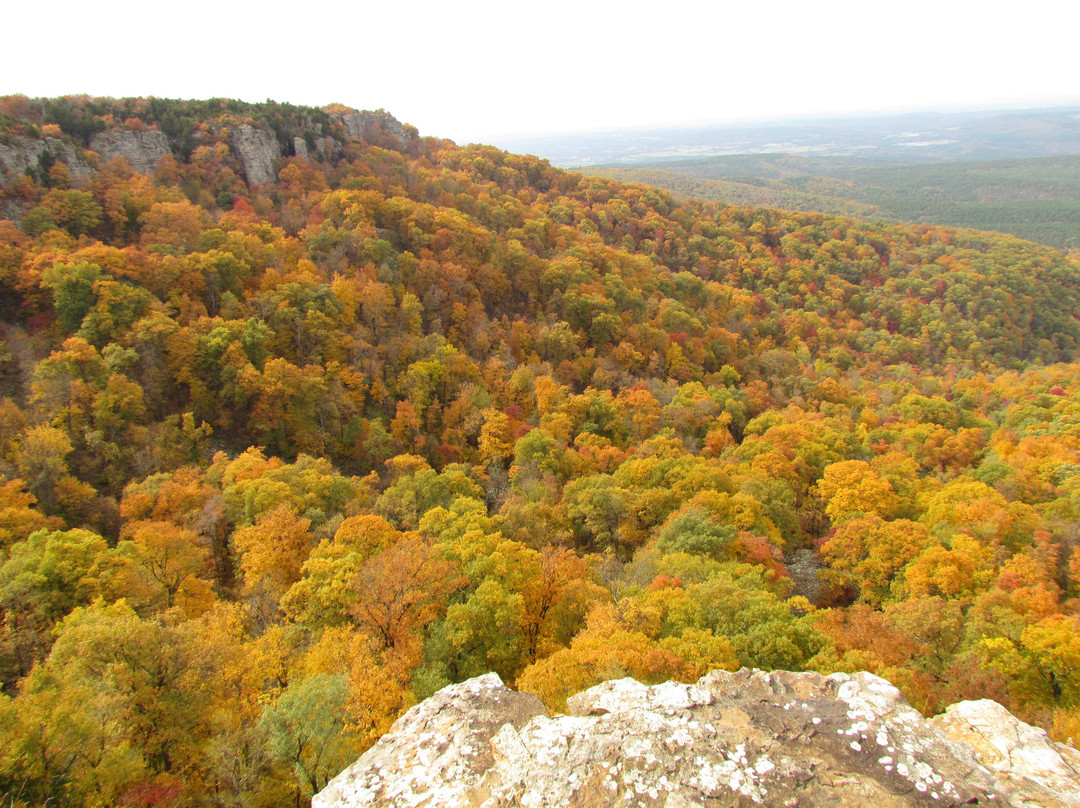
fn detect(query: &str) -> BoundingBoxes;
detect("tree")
[40,261,101,332]
[28,190,103,237]
[0,528,110,687]
[0,478,61,552]
[232,504,314,618]
[258,673,361,806]
[12,425,93,517]
[519,545,603,663]
[903,534,993,600]
[5,600,206,804]
[821,516,934,606]
[351,534,461,652]
[121,520,211,612]
[516,602,719,712]
[280,516,402,629]
[477,407,513,468]
[563,474,629,553]
[815,460,899,523]
[655,508,736,560]
[983,615,1080,710]
[373,461,482,530]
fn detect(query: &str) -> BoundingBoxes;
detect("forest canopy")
[2,95,1080,807]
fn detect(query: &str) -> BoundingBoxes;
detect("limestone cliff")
[231,124,281,185]
[88,128,171,174]
[334,111,413,151]
[0,136,91,183]
[313,670,1080,808]
[0,108,411,196]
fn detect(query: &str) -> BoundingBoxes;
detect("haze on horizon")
[3,0,1077,147]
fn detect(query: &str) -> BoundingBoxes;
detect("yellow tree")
[516,602,730,712]
[477,407,514,467]
[821,516,934,606]
[815,460,899,524]
[0,478,61,551]
[903,534,994,600]
[13,424,94,518]
[122,520,213,613]
[232,504,314,619]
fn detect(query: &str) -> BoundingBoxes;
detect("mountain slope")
[1,96,1080,807]
[587,153,1080,250]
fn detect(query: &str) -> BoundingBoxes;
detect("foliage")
[0,95,1079,803]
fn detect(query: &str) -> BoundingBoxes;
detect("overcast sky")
[3,0,1078,146]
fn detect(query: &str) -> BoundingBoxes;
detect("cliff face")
[230,124,280,185]
[336,111,412,150]
[0,130,170,184]
[88,129,171,174]
[0,109,412,191]
[0,136,91,182]
[230,111,412,185]
[314,670,1080,808]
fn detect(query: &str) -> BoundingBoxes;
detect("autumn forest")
[1,96,1080,807]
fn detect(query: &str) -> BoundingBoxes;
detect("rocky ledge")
[313,670,1080,808]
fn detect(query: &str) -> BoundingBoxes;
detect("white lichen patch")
[666,726,694,748]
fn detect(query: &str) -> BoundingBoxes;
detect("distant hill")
[497,105,1080,168]
[587,153,1080,250]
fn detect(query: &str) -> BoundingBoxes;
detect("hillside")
[588,153,1080,250]
[2,96,1080,807]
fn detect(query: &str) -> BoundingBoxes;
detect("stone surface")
[931,699,1080,807]
[0,136,91,185]
[783,548,822,605]
[313,673,545,808]
[315,669,1080,808]
[88,129,171,174]
[230,124,281,185]
[334,111,412,150]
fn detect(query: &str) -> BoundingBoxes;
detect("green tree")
[259,673,361,805]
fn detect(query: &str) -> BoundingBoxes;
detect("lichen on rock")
[314,669,1080,807]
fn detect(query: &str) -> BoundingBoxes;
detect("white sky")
[3,0,1078,147]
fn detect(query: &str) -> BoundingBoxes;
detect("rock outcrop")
[334,111,412,150]
[930,699,1080,805]
[314,670,1080,808]
[1,108,412,196]
[231,124,281,186]
[0,136,91,184]
[88,129,171,174]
